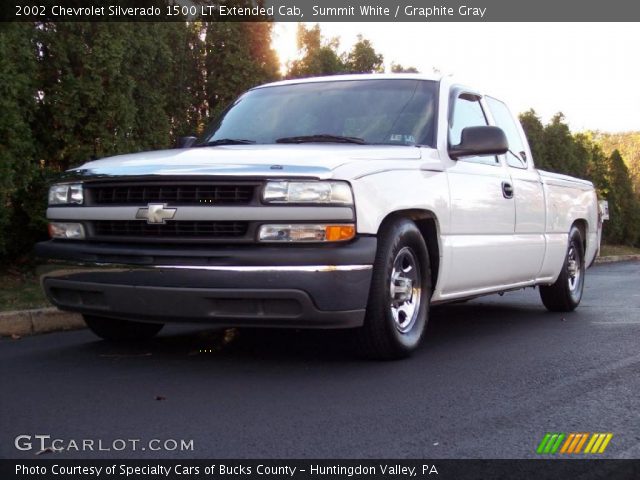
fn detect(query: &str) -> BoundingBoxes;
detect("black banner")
[2,460,640,480]
[2,0,640,22]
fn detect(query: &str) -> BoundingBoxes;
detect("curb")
[0,307,84,337]
[1,255,638,337]
[595,254,640,264]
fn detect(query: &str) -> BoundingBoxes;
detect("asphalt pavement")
[1,261,639,459]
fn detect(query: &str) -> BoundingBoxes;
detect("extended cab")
[36,74,603,359]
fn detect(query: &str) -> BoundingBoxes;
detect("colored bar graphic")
[568,434,581,453]
[598,433,613,453]
[584,433,598,453]
[591,434,606,453]
[537,433,613,454]
[560,433,575,454]
[550,433,565,453]
[584,433,614,454]
[565,433,581,454]
[536,433,552,454]
[544,434,558,453]
[574,433,589,453]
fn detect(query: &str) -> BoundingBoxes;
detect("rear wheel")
[354,218,431,360]
[83,315,164,342]
[540,225,585,312]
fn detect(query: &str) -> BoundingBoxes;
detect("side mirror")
[176,136,198,148]
[449,126,508,160]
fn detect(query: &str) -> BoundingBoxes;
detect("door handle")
[502,181,514,199]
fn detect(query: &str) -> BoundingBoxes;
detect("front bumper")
[35,237,376,329]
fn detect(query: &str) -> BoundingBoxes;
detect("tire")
[539,225,585,312]
[83,315,164,342]
[354,217,432,360]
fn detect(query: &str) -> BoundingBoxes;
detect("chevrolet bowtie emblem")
[135,203,177,224]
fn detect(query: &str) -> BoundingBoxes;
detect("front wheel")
[83,315,164,342]
[539,225,585,312]
[354,218,431,360]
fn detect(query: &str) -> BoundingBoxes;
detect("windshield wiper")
[275,134,367,145]
[198,138,256,147]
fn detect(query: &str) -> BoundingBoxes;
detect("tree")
[592,131,640,196]
[519,109,547,169]
[345,35,383,73]
[287,24,345,78]
[286,25,385,79]
[35,23,139,169]
[163,21,209,138]
[575,133,610,200]
[0,23,38,260]
[605,150,640,245]
[542,113,588,177]
[204,22,280,117]
[390,63,419,73]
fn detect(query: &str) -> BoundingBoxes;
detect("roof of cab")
[253,72,445,90]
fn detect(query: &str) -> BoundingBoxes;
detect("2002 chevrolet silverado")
[36,74,604,359]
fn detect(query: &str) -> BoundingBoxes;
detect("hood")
[69,144,422,180]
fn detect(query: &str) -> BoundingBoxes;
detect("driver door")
[442,92,517,297]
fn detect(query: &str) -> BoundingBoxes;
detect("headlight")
[48,222,86,240]
[48,184,83,205]
[262,181,353,204]
[258,224,355,243]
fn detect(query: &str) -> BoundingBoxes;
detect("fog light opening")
[48,222,86,240]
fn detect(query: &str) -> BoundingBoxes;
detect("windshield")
[198,79,438,147]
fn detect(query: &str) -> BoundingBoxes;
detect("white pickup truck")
[37,74,603,359]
